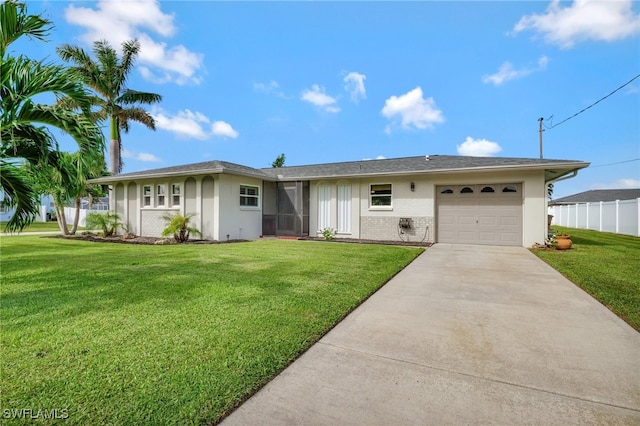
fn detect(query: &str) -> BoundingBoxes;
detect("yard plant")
[533,226,640,332]
[1,237,422,424]
[161,212,201,243]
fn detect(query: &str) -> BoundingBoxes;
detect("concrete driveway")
[222,244,640,425]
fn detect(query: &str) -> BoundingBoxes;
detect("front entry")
[262,181,309,237]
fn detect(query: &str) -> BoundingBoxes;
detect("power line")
[588,157,640,168]
[545,73,640,130]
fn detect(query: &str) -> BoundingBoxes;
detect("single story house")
[91,155,589,247]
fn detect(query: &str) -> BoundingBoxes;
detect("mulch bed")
[52,233,431,247]
[296,236,432,247]
[53,233,247,245]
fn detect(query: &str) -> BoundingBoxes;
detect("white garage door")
[437,184,522,246]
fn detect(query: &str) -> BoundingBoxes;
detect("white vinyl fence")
[549,198,640,237]
[63,205,109,227]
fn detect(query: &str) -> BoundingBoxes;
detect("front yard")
[0,237,422,424]
[533,227,640,332]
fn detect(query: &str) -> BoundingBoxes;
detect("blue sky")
[19,1,640,198]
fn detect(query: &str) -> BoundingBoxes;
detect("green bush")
[161,213,202,243]
[85,211,124,237]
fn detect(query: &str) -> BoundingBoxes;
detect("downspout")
[545,169,579,236]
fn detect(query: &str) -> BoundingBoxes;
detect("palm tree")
[57,39,162,175]
[28,150,107,235]
[0,0,104,232]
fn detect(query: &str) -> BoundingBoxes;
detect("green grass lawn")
[0,237,422,425]
[533,227,640,332]
[1,221,84,233]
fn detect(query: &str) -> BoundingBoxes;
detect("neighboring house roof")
[91,154,589,184]
[550,189,640,205]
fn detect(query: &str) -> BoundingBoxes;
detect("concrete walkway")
[222,244,640,425]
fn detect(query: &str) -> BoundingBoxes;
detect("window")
[481,186,495,193]
[318,185,331,230]
[0,200,8,213]
[171,184,181,206]
[143,185,152,207]
[337,185,352,233]
[240,185,259,207]
[440,188,454,194]
[502,185,517,193]
[370,184,392,207]
[156,185,166,207]
[460,187,474,194]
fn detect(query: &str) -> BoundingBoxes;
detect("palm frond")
[118,107,156,131]
[0,159,38,232]
[0,1,52,58]
[118,89,162,106]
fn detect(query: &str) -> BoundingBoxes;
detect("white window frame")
[337,184,351,233]
[156,184,166,207]
[370,183,393,210]
[143,185,152,207]
[240,184,260,208]
[171,183,181,207]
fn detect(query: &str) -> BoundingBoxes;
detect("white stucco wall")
[307,170,547,247]
[216,174,263,241]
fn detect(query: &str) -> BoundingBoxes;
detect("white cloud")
[483,56,549,86]
[211,121,239,139]
[456,137,503,157]
[152,108,211,139]
[344,72,367,103]
[301,85,340,112]
[513,0,640,48]
[64,0,204,85]
[122,148,161,162]
[592,178,640,189]
[253,80,287,98]
[381,87,444,132]
[152,108,238,140]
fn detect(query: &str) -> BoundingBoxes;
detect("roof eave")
[274,161,591,181]
[90,168,276,184]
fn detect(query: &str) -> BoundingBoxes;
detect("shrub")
[85,211,125,237]
[161,213,202,243]
[320,227,337,241]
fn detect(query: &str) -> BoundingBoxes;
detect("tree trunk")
[109,115,121,175]
[70,198,81,235]
[110,138,120,175]
[55,205,69,235]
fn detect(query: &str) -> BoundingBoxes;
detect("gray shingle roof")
[550,189,640,204]
[260,155,587,180]
[91,160,273,183]
[91,154,589,184]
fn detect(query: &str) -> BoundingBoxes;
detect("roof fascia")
[90,168,277,184]
[275,161,590,181]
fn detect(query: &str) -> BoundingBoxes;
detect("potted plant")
[554,233,572,250]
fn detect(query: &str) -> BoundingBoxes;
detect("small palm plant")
[86,211,124,237]
[161,213,201,243]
